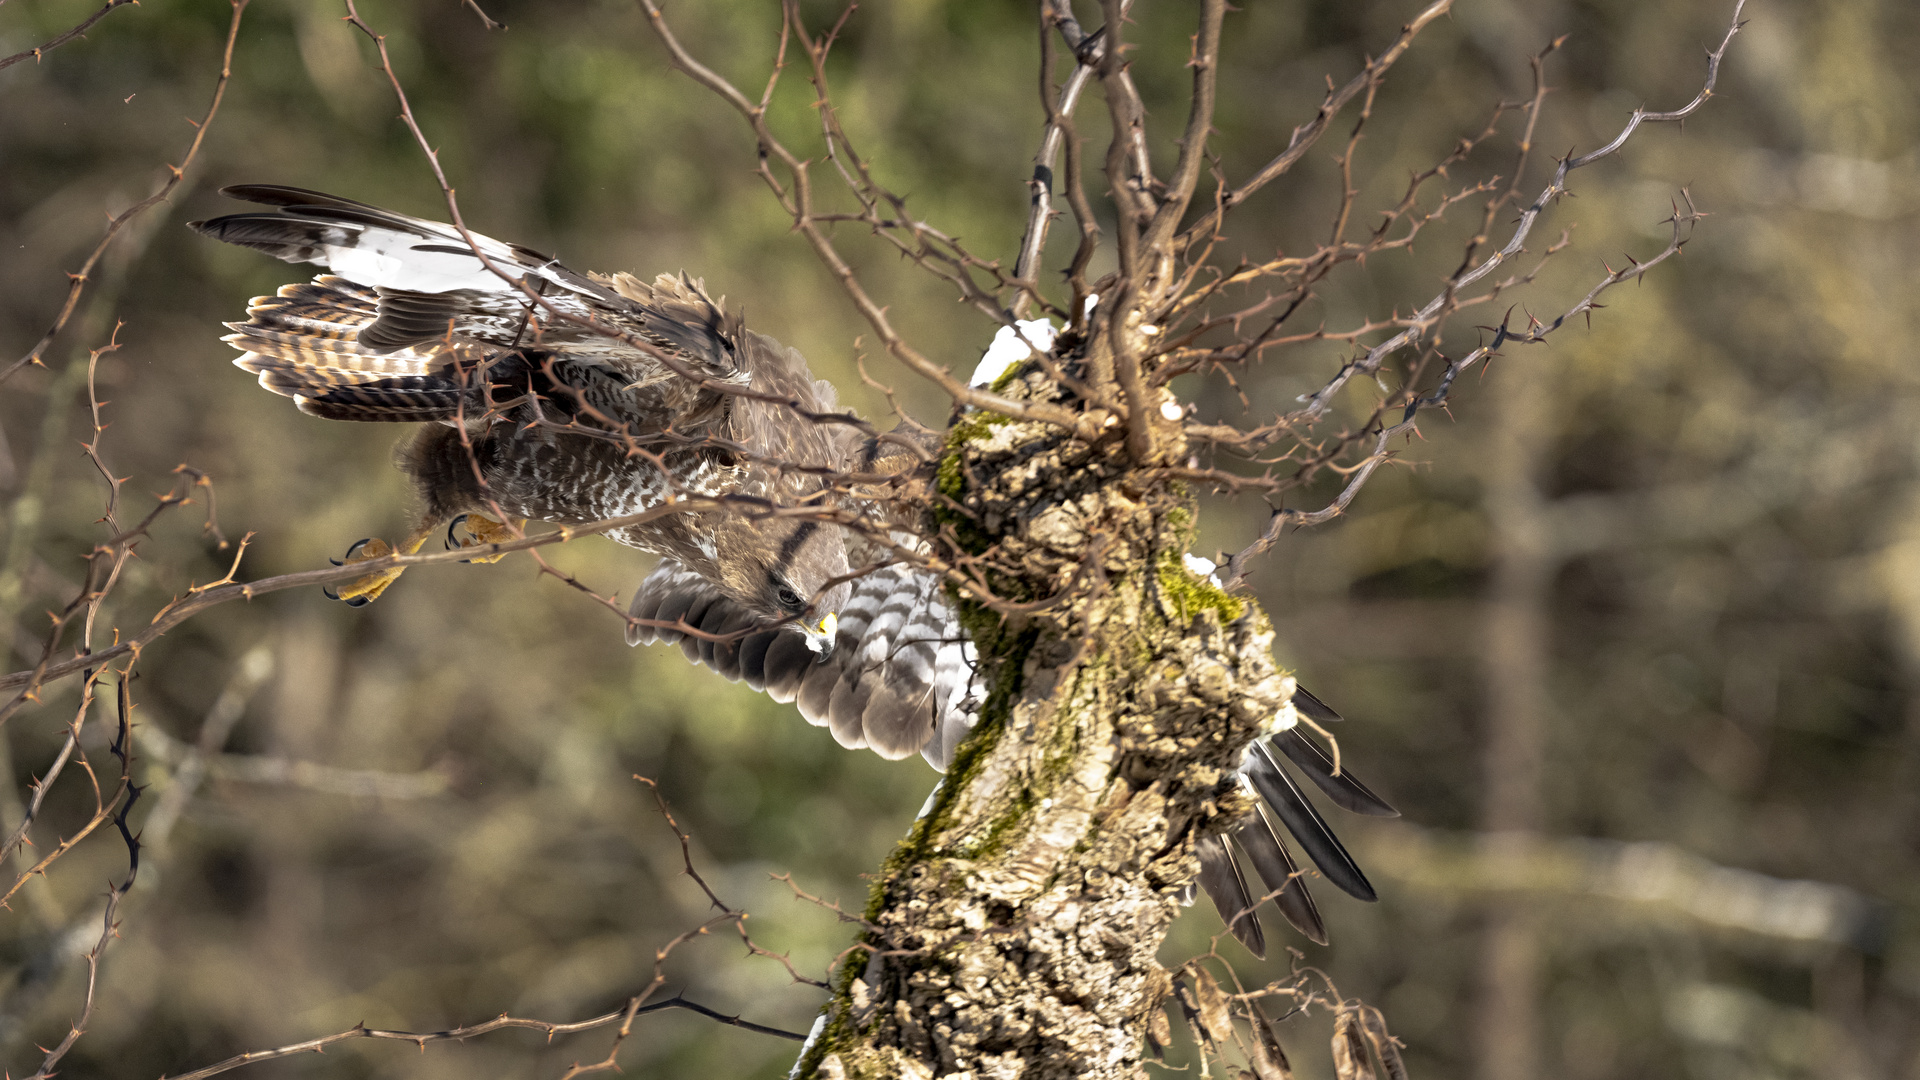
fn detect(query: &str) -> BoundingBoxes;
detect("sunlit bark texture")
[807,384,1287,1077]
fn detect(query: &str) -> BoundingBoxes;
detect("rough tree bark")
[804,366,1287,1079]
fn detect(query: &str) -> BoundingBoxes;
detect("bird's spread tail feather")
[219,276,480,423]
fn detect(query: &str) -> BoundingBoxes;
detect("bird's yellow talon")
[330,536,404,605]
[448,513,523,564]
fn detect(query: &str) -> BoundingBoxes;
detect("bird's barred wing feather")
[191,185,743,423]
[628,560,980,768]
[628,558,1398,955]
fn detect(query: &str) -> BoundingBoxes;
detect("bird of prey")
[193,185,1397,954]
[191,184,850,649]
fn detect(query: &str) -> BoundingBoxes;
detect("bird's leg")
[445,513,526,564]
[326,520,442,607]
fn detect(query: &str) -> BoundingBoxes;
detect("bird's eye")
[774,582,806,613]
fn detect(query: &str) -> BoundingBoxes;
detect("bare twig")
[1289,5,1743,424]
[459,0,504,31]
[0,0,139,71]
[158,994,804,1080]
[23,676,139,1079]
[636,776,831,989]
[0,496,729,695]
[635,0,1109,437]
[1,0,249,387]
[1176,0,1455,248]
[1209,6,1742,585]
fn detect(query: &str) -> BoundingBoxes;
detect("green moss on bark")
[862,588,1037,921]
[1155,550,1243,623]
[932,413,1011,556]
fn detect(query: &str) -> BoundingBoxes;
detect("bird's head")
[710,516,851,657]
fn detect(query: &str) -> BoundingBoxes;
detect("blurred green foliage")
[2,0,1918,1077]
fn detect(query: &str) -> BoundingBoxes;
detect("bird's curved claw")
[444,514,471,556]
[444,513,521,565]
[328,536,403,605]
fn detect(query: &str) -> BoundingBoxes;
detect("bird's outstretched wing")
[629,558,1397,954]
[628,560,981,767]
[191,185,742,423]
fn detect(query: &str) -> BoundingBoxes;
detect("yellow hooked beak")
[804,611,839,657]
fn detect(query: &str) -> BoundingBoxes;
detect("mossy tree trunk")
[802,371,1293,1079]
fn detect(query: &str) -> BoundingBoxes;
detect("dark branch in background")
[0,0,249,388]
[0,0,139,72]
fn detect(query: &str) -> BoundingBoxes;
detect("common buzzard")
[193,185,1397,954]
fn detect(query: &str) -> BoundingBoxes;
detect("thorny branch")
[1214,0,1745,584]
[1010,2,1113,318]
[0,0,249,387]
[0,0,140,72]
[636,0,1110,439]
[162,780,824,1079]
[1282,17,1742,425]
[22,676,139,1080]
[158,994,805,1080]
[1176,0,1456,247]
[636,776,830,990]
[0,495,795,696]
[0,326,144,1060]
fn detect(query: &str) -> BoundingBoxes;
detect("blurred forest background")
[2,0,1917,1077]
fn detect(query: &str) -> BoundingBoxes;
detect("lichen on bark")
[805,368,1294,1079]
